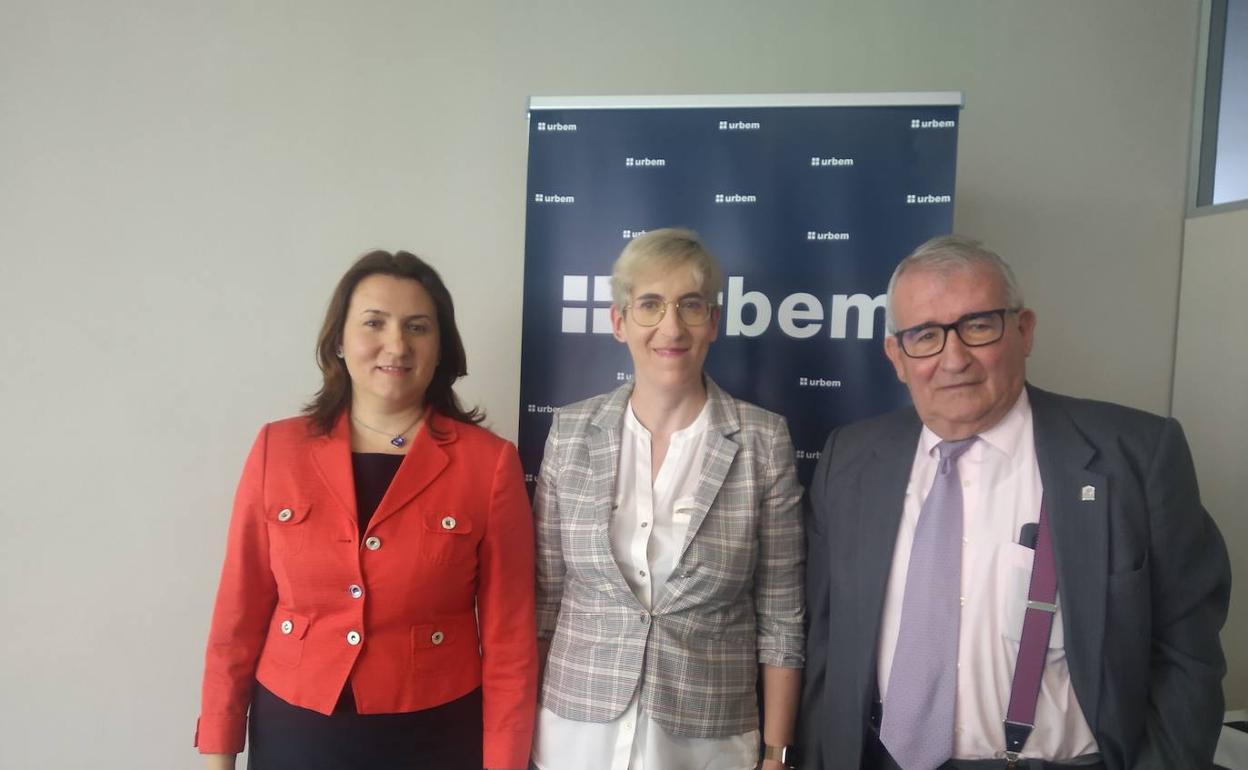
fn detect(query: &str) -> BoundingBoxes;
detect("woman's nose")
[658,302,686,335]
[383,325,408,353]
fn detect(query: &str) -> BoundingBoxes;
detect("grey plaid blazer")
[534,377,804,738]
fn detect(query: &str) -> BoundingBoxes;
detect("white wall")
[0,1,1211,767]
[1173,205,1248,711]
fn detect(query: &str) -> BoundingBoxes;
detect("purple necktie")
[881,437,976,770]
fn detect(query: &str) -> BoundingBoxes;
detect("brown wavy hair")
[303,250,483,435]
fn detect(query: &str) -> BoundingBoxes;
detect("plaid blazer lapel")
[674,377,740,564]
[586,385,646,608]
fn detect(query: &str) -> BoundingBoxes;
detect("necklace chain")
[352,411,423,448]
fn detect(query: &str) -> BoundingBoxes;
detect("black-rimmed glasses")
[624,296,715,327]
[894,307,1021,358]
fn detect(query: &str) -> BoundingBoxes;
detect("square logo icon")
[562,275,589,302]
[561,307,587,334]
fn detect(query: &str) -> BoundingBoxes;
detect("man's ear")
[884,335,909,384]
[1017,308,1037,357]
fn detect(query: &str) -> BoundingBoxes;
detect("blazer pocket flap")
[273,611,310,640]
[421,510,473,536]
[411,614,475,649]
[266,503,311,525]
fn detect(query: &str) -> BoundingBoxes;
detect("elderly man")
[799,235,1230,770]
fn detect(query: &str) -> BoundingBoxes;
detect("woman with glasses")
[531,229,805,770]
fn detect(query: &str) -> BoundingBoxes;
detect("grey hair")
[884,234,1025,333]
[610,227,724,309]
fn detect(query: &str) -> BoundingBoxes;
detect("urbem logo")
[905,193,952,205]
[557,274,885,340]
[798,376,843,388]
[909,118,955,129]
[533,193,576,204]
[718,120,761,131]
[809,156,855,167]
[722,277,884,339]
[536,121,578,132]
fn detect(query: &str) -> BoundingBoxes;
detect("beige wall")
[0,1,1213,766]
[1173,205,1248,710]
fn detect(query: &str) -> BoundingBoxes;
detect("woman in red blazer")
[196,251,537,770]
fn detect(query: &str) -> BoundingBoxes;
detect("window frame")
[1190,0,1248,215]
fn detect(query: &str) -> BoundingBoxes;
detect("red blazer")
[196,412,538,769]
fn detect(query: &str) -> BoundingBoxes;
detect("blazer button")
[364,536,382,551]
[346,630,361,645]
[431,631,445,645]
[280,619,293,634]
[349,584,363,599]
[441,516,457,530]
[639,613,650,625]
[277,508,293,522]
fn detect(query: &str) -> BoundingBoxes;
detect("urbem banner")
[519,93,961,488]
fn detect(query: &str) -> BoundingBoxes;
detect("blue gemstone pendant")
[390,436,406,448]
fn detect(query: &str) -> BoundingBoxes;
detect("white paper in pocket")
[671,496,696,526]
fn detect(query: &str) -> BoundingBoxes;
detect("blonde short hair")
[610,228,724,309]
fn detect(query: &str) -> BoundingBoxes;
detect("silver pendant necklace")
[352,412,423,448]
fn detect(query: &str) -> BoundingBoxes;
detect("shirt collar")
[624,398,711,442]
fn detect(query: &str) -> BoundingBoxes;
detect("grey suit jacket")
[799,385,1231,770]
[534,377,805,738]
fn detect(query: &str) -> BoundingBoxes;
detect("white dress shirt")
[533,400,760,770]
[877,390,1099,760]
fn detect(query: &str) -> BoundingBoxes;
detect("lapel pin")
[1080,485,1096,502]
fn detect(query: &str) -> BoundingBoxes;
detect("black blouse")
[350,452,404,535]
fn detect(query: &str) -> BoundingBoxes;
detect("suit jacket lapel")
[586,385,639,606]
[858,409,922,694]
[310,414,359,527]
[1028,385,1107,730]
[366,413,453,533]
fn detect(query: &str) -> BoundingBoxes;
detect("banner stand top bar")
[528,92,963,111]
